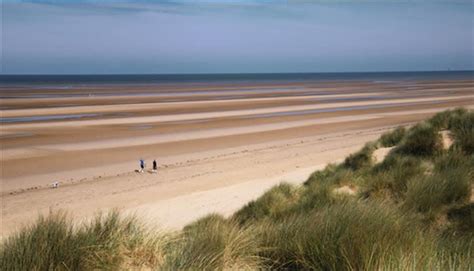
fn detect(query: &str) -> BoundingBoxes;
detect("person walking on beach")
[152,159,157,173]
[139,159,145,173]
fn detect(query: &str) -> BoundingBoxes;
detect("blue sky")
[1,0,473,74]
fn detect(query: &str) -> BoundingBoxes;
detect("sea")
[1,71,473,86]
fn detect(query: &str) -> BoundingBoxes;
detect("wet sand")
[1,79,473,236]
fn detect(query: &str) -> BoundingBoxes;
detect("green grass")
[428,107,468,130]
[343,142,377,171]
[379,126,406,147]
[396,122,443,157]
[2,108,473,270]
[164,214,262,270]
[0,211,169,270]
[404,151,472,213]
[362,154,427,201]
[449,110,474,154]
[258,200,422,270]
[232,183,300,225]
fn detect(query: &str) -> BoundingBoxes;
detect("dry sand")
[1,79,473,237]
[373,147,394,163]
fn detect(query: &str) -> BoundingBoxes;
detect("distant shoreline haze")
[1,71,473,86]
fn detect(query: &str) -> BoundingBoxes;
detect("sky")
[1,0,473,74]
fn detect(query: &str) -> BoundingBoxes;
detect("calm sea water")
[1,71,473,86]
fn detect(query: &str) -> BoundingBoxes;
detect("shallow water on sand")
[1,113,100,123]
[241,101,443,119]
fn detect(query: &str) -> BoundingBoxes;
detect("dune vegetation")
[1,108,473,270]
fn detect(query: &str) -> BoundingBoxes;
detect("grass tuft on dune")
[0,211,170,270]
[380,126,406,147]
[1,108,473,270]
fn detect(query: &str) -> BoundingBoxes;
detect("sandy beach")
[1,79,473,236]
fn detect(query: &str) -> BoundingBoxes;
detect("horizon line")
[1,70,473,77]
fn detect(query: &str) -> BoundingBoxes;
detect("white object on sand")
[51,181,59,188]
